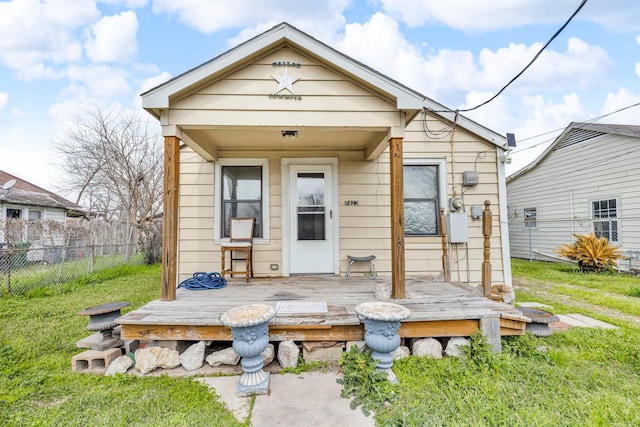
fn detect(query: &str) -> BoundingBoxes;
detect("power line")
[512,100,640,153]
[429,0,588,114]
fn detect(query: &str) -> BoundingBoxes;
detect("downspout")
[569,188,574,235]
[497,148,513,288]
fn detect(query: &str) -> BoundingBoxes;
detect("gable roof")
[0,170,83,215]
[508,122,640,182]
[141,22,505,147]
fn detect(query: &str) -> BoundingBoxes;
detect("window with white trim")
[523,207,537,228]
[215,159,270,241]
[27,210,43,242]
[592,198,619,243]
[403,159,446,236]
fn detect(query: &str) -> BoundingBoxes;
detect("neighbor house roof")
[508,122,640,182]
[141,22,506,148]
[0,170,83,215]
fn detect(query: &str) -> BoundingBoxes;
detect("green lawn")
[1,260,639,426]
[0,264,243,427]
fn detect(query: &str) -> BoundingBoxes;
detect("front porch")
[117,276,528,350]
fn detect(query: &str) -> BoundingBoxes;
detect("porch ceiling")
[180,125,390,160]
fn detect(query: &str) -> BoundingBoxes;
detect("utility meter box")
[447,212,469,243]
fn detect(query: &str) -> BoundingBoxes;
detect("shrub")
[555,233,625,273]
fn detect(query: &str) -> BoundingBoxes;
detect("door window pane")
[296,172,325,241]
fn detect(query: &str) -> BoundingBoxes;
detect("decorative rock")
[277,340,300,368]
[444,337,469,358]
[105,355,133,376]
[392,345,410,360]
[262,343,275,365]
[180,341,206,371]
[135,346,180,374]
[346,340,366,352]
[374,282,391,300]
[413,338,443,359]
[206,347,241,367]
[303,342,344,362]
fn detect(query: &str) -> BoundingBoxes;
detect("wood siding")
[507,133,640,259]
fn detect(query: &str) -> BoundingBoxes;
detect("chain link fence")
[508,216,640,273]
[0,218,161,296]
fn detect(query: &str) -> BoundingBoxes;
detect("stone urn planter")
[355,301,411,383]
[220,304,276,396]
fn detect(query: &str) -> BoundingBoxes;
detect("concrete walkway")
[197,372,375,427]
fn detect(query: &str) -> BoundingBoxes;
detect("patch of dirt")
[513,277,640,327]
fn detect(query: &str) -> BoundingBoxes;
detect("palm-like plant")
[556,233,626,272]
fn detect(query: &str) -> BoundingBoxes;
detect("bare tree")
[53,106,164,257]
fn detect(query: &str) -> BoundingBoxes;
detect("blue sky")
[1,0,639,196]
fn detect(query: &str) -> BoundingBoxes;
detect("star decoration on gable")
[272,66,300,94]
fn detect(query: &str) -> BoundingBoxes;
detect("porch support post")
[389,137,405,299]
[161,135,180,301]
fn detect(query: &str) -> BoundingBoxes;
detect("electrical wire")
[431,0,589,114]
[513,100,640,154]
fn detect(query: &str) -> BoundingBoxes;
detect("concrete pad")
[251,372,375,427]
[516,301,554,310]
[558,314,617,329]
[195,376,252,423]
[198,372,375,427]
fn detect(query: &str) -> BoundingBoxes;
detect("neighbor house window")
[403,163,441,236]
[27,210,43,242]
[523,207,537,228]
[215,158,270,241]
[592,198,619,243]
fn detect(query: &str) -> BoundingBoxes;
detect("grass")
[0,263,243,427]
[373,259,640,426]
[2,259,640,426]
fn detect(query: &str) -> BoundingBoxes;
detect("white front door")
[289,164,334,273]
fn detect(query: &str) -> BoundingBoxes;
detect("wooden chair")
[220,217,255,282]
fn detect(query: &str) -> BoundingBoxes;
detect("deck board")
[117,276,528,341]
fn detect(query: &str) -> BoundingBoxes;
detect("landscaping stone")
[444,337,469,357]
[262,343,275,365]
[105,355,133,376]
[392,345,410,360]
[135,346,180,374]
[277,340,299,368]
[180,341,206,371]
[412,338,443,358]
[205,347,240,367]
[303,342,344,362]
[346,340,366,352]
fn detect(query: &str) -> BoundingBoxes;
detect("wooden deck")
[117,276,528,348]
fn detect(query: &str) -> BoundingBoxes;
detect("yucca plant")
[555,233,626,272]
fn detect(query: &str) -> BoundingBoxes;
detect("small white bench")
[346,255,376,279]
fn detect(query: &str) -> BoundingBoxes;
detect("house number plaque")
[344,200,359,206]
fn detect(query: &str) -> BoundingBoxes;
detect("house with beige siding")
[141,22,513,298]
[507,122,640,271]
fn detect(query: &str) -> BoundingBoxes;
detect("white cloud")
[151,0,348,41]
[0,92,7,109]
[65,64,131,97]
[99,0,148,7]
[379,0,640,33]
[0,0,100,78]
[85,11,139,62]
[379,0,572,31]
[139,71,172,94]
[600,89,640,124]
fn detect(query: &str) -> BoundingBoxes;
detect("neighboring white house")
[506,122,640,270]
[0,170,83,261]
